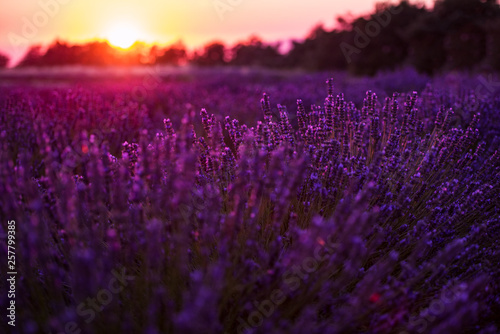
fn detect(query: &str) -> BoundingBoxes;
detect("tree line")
[1,0,499,75]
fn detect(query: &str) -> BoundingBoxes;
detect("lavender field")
[1,69,500,334]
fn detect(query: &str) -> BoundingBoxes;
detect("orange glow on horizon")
[0,0,436,65]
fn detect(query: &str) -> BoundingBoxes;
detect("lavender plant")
[0,76,499,334]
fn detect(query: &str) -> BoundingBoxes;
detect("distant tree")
[16,40,148,67]
[9,0,500,73]
[283,0,500,75]
[407,27,447,75]
[284,25,348,70]
[434,0,499,19]
[148,45,160,64]
[76,41,142,66]
[0,53,9,68]
[17,46,44,67]
[445,22,486,70]
[191,42,226,66]
[404,0,500,73]
[433,0,499,70]
[83,41,118,66]
[485,19,500,71]
[229,36,283,67]
[346,1,426,75]
[42,40,77,66]
[285,2,426,74]
[156,41,187,66]
[336,15,353,31]
[307,28,352,70]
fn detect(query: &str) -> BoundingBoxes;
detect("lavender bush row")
[0,77,499,334]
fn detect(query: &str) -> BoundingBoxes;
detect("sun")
[106,23,141,49]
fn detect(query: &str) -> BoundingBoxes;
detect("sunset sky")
[0,0,433,65]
